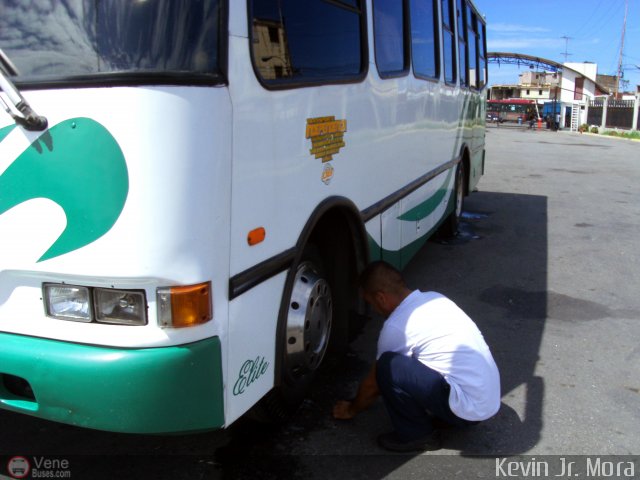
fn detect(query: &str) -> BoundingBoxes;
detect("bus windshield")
[0,0,222,83]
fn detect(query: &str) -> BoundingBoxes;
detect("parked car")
[486,111,503,123]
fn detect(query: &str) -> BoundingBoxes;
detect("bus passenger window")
[250,0,365,86]
[456,0,468,87]
[467,5,478,89]
[441,0,456,84]
[409,0,440,80]
[478,22,487,89]
[373,0,409,77]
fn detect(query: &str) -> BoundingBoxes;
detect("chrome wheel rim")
[285,261,332,379]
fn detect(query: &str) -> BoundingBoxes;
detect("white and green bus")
[0,0,487,433]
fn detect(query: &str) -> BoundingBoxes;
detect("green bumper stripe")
[0,334,224,434]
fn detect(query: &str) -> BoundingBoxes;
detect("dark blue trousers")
[376,351,475,441]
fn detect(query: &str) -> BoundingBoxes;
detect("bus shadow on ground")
[413,190,548,457]
[436,192,546,459]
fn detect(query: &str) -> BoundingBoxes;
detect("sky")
[473,0,640,91]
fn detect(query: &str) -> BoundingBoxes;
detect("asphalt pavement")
[1,127,639,479]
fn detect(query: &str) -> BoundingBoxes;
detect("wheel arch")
[273,196,369,385]
[459,143,472,196]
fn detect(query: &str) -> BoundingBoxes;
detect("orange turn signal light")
[157,282,212,328]
[247,227,266,246]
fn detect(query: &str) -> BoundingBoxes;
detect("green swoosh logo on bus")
[0,125,16,143]
[0,118,128,262]
[396,168,453,222]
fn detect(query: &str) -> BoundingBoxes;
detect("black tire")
[438,162,465,238]
[250,246,333,422]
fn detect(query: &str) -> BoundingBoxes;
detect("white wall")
[565,62,598,82]
[560,70,596,104]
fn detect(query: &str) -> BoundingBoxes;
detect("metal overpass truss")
[488,52,563,73]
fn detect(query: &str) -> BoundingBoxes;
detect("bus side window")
[478,21,487,89]
[456,0,468,87]
[467,4,478,89]
[249,0,365,87]
[441,0,456,85]
[409,0,440,80]
[373,0,409,78]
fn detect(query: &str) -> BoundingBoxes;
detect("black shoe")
[431,417,455,430]
[377,431,442,453]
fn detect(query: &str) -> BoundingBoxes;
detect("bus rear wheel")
[438,162,465,238]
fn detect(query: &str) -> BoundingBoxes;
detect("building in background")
[596,74,618,93]
[488,61,613,129]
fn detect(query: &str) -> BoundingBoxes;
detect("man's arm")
[332,363,379,420]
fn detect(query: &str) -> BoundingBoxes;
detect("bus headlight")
[94,289,147,326]
[43,284,92,322]
[43,284,147,325]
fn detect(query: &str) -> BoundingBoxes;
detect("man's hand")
[332,364,379,420]
[332,400,356,420]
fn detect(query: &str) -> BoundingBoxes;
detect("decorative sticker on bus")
[321,163,334,185]
[0,118,129,262]
[305,116,347,163]
[233,356,270,396]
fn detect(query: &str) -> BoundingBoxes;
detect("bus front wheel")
[250,248,333,422]
[284,259,332,381]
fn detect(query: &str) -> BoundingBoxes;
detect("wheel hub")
[285,261,332,378]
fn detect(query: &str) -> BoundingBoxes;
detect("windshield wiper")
[0,48,48,131]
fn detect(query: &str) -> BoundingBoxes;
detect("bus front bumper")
[0,333,224,433]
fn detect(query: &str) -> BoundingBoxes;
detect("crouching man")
[332,261,501,452]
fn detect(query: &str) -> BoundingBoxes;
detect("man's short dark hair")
[359,261,407,295]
